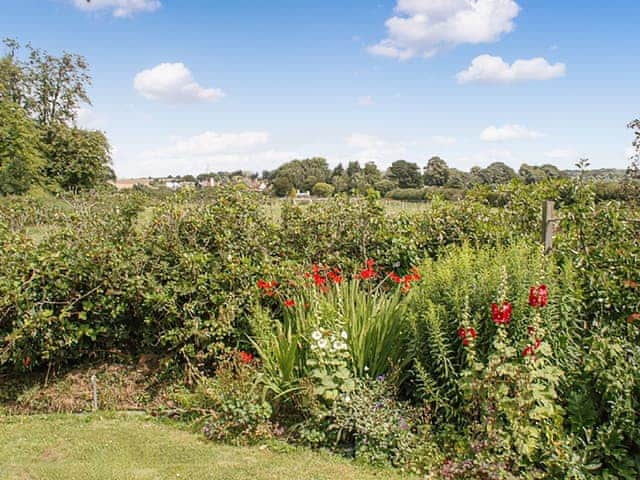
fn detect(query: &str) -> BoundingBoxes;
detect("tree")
[374,179,397,196]
[477,162,518,185]
[271,175,294,197]
[43,125,114,191]
[346,161,362,179]
[271,157,331,193]
[387,160,422,188]
[0,99,44,194]
[445,168,470,189]
[519,164,546,185]
[363,161,382,184]
[423,156,450,186]
[311,182,335,197]
[4,38,91,128]
[627,119,640,179]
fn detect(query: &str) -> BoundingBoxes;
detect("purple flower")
[373,401,383,410]
[376,374,386,382]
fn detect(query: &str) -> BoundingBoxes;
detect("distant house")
[165,181,181,190]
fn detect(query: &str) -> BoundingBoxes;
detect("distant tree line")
[0,38,113,195]
[261,155,567,198]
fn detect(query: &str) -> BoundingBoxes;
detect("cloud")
[545,148,577,160]
[71,0,161,17]
[346,133,408,167]
[457,55,566,84]
[76,107,105,129]
[126,130,295,177]
[430,135,457,146]
[150,131,270,158]
[357,95,374,106]
[369,0,520,60]
[480,124,544,142]
[134,63,225,104]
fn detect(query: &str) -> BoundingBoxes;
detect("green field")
[0,414,409,480]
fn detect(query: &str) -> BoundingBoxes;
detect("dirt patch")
[0,360,178,414]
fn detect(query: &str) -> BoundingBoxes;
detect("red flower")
[238,351,254,364]
[491,301,513,325]
[529,285,548,308]
[528,325,536,336]
[313,273,327,287]
[257,279,267,289]
[458,326,477,346]
[628,313,640,323]
[358,259,376,280]
[522,345,534,357]
[284,299,296,308]
[389,272,402,284]
[535,337,542,349]
[23,356,31,368]
[328,269,343,284]
[458,327,466,339]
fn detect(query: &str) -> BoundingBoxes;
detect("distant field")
[0,414,409,480]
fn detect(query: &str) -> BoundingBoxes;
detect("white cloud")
[480,124,544,142]
[71,0,161,17]
[369,0,520,60]
[457,55,566,84]
[453,148,516,170]
[545,148,577,160]
[127,130,294,177]
[150,131,270,158]
[357,95,374,106]
[134,63,225,104]
[346,133,408,167]
[76,107,105,129]
[430,135,457,146]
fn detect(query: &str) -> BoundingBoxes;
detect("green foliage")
[0,99,44,194]
[311,182,335,197]
[386,160,423,188]
[43,124,114,191]
[423,156,449,186]
[386,188,426,202]
[170,353,276,445]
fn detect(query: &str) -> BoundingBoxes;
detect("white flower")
[364,366,369,372]
[317,338,328,349]
[332,341,341,351]
[344,394,351,403]
[341,330,348,339]
[311,330,322,341]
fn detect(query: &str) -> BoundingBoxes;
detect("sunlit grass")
[0,413,411,480]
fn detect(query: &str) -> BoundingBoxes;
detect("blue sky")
[2,0,639,177]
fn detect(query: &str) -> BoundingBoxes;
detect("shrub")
[386,188,427,202]
[311,182,335,197]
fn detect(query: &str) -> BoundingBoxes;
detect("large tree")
[0,99,44,194]
[43,125,114,191]
[386,160,422,188]
[3,38,91,128]
[1,39,113,192]
[423,156,450,186]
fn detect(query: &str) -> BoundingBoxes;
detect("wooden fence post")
[542,200,555,254]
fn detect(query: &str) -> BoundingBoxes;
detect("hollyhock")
[529,285,549,307]
[491,301,513,325]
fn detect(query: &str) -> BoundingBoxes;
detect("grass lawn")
[0,413,409,480]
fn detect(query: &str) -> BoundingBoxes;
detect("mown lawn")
[0,413,409,480]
